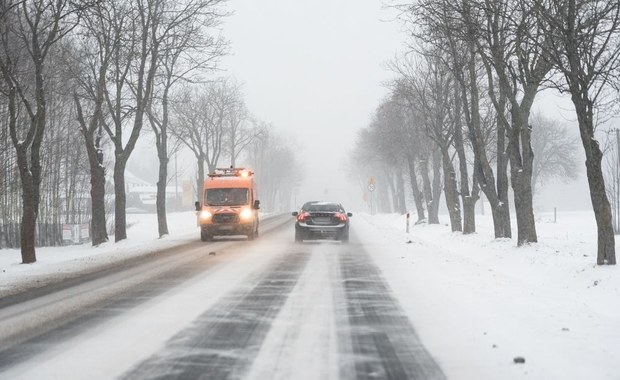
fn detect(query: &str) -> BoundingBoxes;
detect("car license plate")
[313,217,331,224]
[218,225,234,231]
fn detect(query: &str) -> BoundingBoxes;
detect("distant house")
[125,171,181,213]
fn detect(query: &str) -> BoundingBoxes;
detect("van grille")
[213,213,239,224]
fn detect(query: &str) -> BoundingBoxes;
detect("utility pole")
[174,152,179,211]
[614,128,620,234]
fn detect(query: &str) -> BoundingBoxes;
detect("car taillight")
[334,213,347,222]
[297,212,310,221]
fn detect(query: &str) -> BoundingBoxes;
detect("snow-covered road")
[0,210,618,380]
[0,222,444,380]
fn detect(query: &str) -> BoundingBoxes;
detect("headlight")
[239,208,253,220]
[200,211,212,220]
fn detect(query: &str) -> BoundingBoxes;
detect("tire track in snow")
[121,250,311,380]
[336,240,446,380]
[244,244,339,380]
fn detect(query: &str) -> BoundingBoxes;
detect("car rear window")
[303,203,342,212]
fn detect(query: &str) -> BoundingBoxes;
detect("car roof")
[301,201,344,208]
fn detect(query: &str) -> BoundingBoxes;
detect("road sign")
[368,177,376,192]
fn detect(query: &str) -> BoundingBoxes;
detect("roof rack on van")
[208,167,254,178]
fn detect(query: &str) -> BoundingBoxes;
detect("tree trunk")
[17,148,37,263]
[407,154,426,221]
[196,158,205,204]
[458,36,509,238]
[153,91,170,238]
[90,162,108,246]
[420,156,439,223]
[396,168,407,214]
[508,113,538,245]
[75,94,108,246]
[386,170,397,213]
[453,87,478,234]
[574,97,616,264]
[586,155,617,265]
[473,153,510,238]
[511,169,537,245]
[463,195,477,234]
[84,133,108,246]
[113,158,127,242]
[156,152,169,237]
[429,150,442,224]
[7,88,37,262]
[496,97,512,239]
[442,150,462,232]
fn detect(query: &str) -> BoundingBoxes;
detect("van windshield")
[205,188,249,206]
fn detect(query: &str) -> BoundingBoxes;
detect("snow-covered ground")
[0,211,202,297]
[0,210,618,379]
[355,211,620,380]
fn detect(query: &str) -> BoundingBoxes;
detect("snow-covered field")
[0,210,618,379]
[355,211,620,380]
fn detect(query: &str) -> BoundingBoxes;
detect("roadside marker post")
[406,213,412,244]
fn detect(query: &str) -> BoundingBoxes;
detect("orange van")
[194,168,260,241]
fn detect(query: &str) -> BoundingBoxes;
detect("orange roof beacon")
[194,167,260,241]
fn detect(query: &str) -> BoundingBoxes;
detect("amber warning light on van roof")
[208,167,254,178]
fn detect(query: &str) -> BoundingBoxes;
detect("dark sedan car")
[292,201,352,242]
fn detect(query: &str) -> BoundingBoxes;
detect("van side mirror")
[253,200,260,210]
[347,212,353,217]
[292,211,298,217]
[194,201,201,211]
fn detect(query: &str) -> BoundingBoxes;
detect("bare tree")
[394,55,462,231]
[69,0,127,246]
[0,0,84,262]
[170,78,237,202]
[42,60,90,231]
[467,0,554,245]
[530,112,579,196]
[368,98,413,214]
[0,93,22,245]
[410,0,547,242]
[399,0,494,236]
[225,92,258,168]
[377,91,427,220]
[146,0,228,237]
[100,0,172,242]
[171,86,207,201]
[205,78,240,172]
[246,124,301,212]
[536,0,620,264]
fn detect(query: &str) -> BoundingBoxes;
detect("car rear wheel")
[295,230,304,243]
[340,231,349,243]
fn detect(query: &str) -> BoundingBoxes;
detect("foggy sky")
[220,0,402,211]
